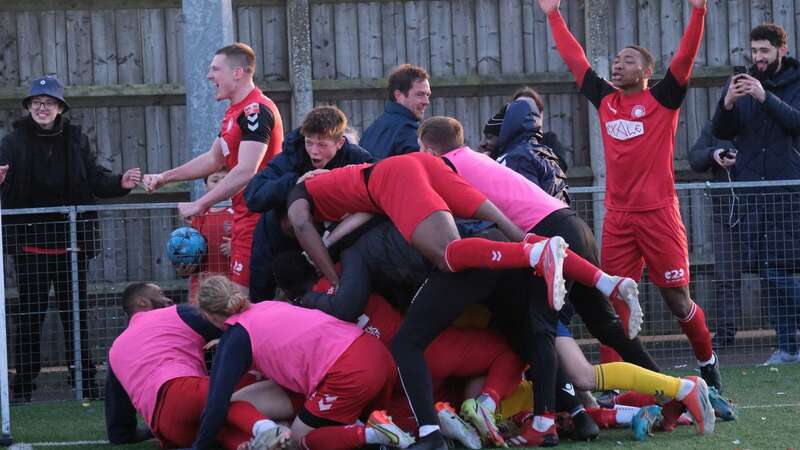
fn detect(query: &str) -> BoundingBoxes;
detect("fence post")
[181,0,235,200]
[584,0,609,246]
[287,0,314,127]
[0,203,13,444]
[68,207,83,400]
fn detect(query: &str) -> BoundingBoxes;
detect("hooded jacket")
[493,97,570,204]
[0,115,131,256]
[360,101,420,159]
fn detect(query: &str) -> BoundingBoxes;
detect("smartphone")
[719,148,738,159]
[733,65,748,76]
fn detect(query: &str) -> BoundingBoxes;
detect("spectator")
[360,64,431,159]
[478,93,570,204]
[712,23,800,365]
[243,106,373,301]
[0,76,141,403]
[689,123,741,348]
[185,168,234,304]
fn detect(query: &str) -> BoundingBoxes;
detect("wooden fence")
[2,0,799,185]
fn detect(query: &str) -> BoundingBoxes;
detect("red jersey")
[303,162,377,222]
[189,207,234,302]
[218,87,283,248]
[549,8,705,211]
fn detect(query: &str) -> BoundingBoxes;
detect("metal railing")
[2,180,799,403]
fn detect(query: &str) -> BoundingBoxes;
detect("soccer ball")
[165,226,207,266]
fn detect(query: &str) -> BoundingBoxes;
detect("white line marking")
[739,403,800,409]
[11,440,108,448]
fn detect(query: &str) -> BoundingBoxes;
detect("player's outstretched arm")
[538,0,591,86]
[665,0,706,85]
[143,139,226,192]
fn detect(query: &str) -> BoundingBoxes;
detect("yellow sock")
[499,380,533,419]
[594,362,682,398]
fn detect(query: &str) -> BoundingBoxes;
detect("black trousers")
[391,268,558,426]
[532,208,660,372]
[11,252,96,396]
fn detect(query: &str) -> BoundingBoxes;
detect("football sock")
[444,238,531,272]
[614,391,657,408]
[302,425,365,450]
[613,404,640,425]
[677,302,714,362]
[594,362,682,398]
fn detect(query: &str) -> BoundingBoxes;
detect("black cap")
[23,76,69,112]
[483,104,507,136]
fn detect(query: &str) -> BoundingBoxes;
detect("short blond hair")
[197,276,250,316]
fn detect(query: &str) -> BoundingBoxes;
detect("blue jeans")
[764,269,800,354]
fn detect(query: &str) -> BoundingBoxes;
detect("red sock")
[678,302,713,362]
[599,345,624,363]
[484,350,527,403]
[564,250,602,286]
[524,234,601,285]
[614,391,657,408]
[302,425,365,450]
[444,238,530,272]
[586,407,617,428]
[217,400,266,450]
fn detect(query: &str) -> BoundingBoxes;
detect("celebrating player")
[538,0,721,391]
[143,43,283,294]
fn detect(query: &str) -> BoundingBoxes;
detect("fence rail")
[3,180,800,402]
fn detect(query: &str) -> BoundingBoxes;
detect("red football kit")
[549,6,714,364]
[549,7,705,288]
[189,207,234,303]
[218,87,283,286]
[310,278,524,432]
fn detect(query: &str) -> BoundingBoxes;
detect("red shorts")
[300,334,396,426]
[229,245,250,287]
[600,202,690,288]
[368,152,486,241]
[152,376,263,450]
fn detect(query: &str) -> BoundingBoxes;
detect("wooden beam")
[0,0,287,12]
[0,67,734,108]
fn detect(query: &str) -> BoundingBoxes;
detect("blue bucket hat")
[23,76,69,112]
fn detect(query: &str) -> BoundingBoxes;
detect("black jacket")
[711,58,800,269]
[689,122,736,182]
[493,98,570,204]
[243,128,374,301]
[712,57,800,183]
[360,101,420,159]
[0,115,131,256]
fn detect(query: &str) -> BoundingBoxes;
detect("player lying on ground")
[105,282,289,450]
[286,150,568,311]
[193,276,416,450]
[273,250,530,448]
[274,216,569,447]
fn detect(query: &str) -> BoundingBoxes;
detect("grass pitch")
[7,364,800,449]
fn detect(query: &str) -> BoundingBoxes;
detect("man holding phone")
[689,123,740,349]
[712,23,800,365]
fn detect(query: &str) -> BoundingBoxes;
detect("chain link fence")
[2,181,800,403]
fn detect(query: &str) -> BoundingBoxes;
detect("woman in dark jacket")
[0,76,140,403]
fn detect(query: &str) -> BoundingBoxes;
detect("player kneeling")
[192,276,415,450]
[105,282,288,450]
